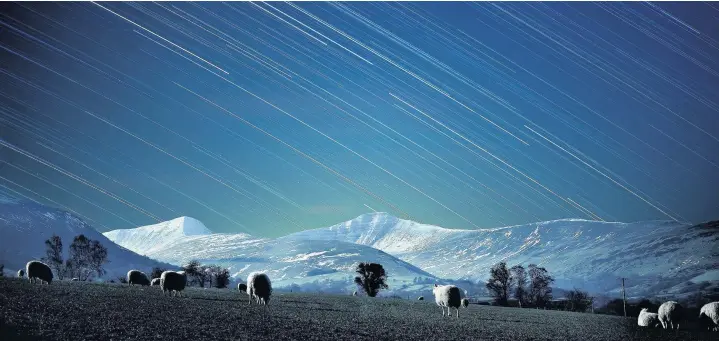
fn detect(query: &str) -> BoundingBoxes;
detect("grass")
[0,278,713,341]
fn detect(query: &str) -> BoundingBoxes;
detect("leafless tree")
[486,261,513,306]
[511,264,528,308]
[43,234,66,280]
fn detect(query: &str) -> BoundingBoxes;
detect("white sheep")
[247,272,272,305]
[352,291,358,296]
[127,270,150,286]
[699,302,719,331]
[26,261,53,284]
[17,269,24,278]
[71,278,79,281]
[150,278,160,286]
[433,284,462,318]
[160,271,187,297]
[418,296,424,301]
[461,298,469,308]
[637,308,661,328]
[658,301,683,330]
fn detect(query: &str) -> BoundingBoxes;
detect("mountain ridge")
[103,212,717,298]
[287,212,716,298]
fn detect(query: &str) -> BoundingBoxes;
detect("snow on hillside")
[289,213,718,297]
[0,199,174,280]
[103,211,716,298]
[105,219,441,295]
[103,216,215,257]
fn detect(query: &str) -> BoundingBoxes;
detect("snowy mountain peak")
[104,216,212,257]
[289,212,450,254]
[167,216,213,236]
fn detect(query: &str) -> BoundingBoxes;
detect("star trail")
[0,2,717,236]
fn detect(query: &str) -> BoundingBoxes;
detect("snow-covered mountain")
[288,213,718,297]
[104,218,441,295]
[0,197,174,280]
[104,210,716,298]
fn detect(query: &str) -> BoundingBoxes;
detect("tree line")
[43,234,108,281]
[485,261,556,309]
[181,260,232,289]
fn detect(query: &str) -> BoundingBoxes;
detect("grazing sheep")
[25,261,53,285]
[151,278,160,286]
[638,308,661,328]
[237,283,247,293]
[247,272,272,305]
[461,298,469,308]
[658,301,683,330]
[418,296,424,301]
[71,278,79,281]
[127,270,150,286]
[699,302,719,331]
[352,291,358,296]
[433,284,462,318]
[160,271,187,297]
[17,269,24,278]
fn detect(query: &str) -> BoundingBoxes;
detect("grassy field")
[0,278,713,341]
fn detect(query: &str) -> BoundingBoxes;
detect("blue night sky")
[0,2,717,236]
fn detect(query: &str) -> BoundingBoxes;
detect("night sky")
[0,2,717,236]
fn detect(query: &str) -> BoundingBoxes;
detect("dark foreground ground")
[0,278,715,341]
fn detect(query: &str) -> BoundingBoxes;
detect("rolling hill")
[288,213,718,298]
[0,197,173,280]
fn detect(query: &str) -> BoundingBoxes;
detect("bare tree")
[528,264,554,308]
[43,234,66,280]
[486,261,513,306]
[183,260,202,287]
[354,262,388,297]
[197,265,211,288]
[69,235,91,280]
[565,288,593,312]
[88,240,108,278]
[68,235,107,280]
[213,267,230,289]
[203,264,224,288]
[510,264,528,308]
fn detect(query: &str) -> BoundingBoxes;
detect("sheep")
[71,278,79,281]
[237,283,247,293]
[160,271,187,297]
[17,269,24,278]
[658,301,683,330]
[151,278,160,286]
[637,308,661,328]
[433,284,462,318]
[26,261,53,285]
[352,291,358,296]
[247,272,272,306]
[418,296,424,301]
[699,302,719,331]
[461,298,469,308]
[127,270,150,286]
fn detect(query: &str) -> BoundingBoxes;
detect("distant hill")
[287,213,718,298]
[0,197,174,280]
[104,216,442,295]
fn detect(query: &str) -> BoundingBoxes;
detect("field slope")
[0,278,712,341]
